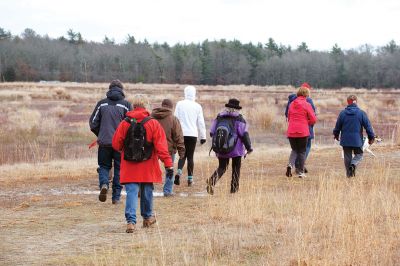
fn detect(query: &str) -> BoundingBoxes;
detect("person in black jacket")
[89,80,132,203]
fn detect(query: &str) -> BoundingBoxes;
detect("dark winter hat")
[161,99,173,109]
[301,82,311,89]
[109,79,123,89]
[225,98,242,110]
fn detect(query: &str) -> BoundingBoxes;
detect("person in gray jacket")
[89,80,132,203]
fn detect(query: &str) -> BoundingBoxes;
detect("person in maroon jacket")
[286,87,317,178]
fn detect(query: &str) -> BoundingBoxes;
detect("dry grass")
[0,83,400,265]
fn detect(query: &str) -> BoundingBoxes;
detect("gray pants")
[343,147,363,177]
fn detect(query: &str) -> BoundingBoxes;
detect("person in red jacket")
[286,87,317,178]
[112,96,173,233]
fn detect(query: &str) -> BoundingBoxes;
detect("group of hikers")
[89,80,375,232]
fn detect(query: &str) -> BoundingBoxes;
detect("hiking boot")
[174,174,180,185]
[112,199,120,204]
[348,164,356,177]
[188,179,193,187]
[143,216,157,228]
[126,223,136,233]
[206,179,214,195]
[286,164,292,177]
[99,184,108,202]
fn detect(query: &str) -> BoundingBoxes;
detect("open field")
[0,83,399,265]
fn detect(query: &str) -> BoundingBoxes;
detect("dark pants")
[288,137,308,173]
[98,146,122,201]
[295,137,312,169]
[177,136,197,177]
[343,147,363,177]
[209,156,242,193]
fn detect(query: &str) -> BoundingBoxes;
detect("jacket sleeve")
[89,102,101,136]
[237,120,252,151]
[306,103,317,126]
[209,118,217,137]
[112,120,129,152]
[197,105,207,140]
[151,120,173,168]
[307,97,317,114]
[361,111,375,140]
[333,112,344,138]
[172,117,185,159]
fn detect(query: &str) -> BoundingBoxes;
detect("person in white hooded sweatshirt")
[174,86,207,186]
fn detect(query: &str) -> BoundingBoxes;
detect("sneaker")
[126,223,136,233]
[99,184,108,202]
[143,216,157,228]
[206,179,214,195]
[188,179,193,187]
[174,174,180,185]
[298,173,307,178]
[286,165,292,177]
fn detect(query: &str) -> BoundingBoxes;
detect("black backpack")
[211,116,238,154]
[123,116,153,162]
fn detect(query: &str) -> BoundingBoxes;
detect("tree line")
[1,27,400,88]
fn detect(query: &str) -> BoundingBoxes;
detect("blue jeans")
[125,183,154,224]
[163,153,175,195]
[98,146,122,201]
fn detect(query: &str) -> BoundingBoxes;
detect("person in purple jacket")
[206,99,253,195]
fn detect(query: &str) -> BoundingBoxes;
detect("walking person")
[206,99,253,195]
[285,82,316,174]
[174,85,207,186]
[286,86,317,178]
[89,79,132,203]
[151,99,185,196]
[112,96,173,233]
[333,95,375,177]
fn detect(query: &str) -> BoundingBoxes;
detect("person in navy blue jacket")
[89,80,132,203]
[333,95,375,177]
[285,82,316,173]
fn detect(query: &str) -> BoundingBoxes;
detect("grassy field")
[0,83,399,265]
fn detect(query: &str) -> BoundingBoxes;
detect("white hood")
[184,86,196,101]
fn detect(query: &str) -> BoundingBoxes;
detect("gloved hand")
[166,167,174,179]
[334,135,339,141]
[200,139,206,145]
[368,138,375,145]
[247,148,253,155]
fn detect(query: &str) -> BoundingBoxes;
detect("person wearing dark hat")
[89,79,132,203]
[151,99,185,196]
[206,98,253,195]
[284,82,316,174]
[333,95,375,177]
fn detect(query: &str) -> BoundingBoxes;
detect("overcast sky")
[1,0,399,51]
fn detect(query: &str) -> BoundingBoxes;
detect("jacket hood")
[288,93,297,101]
[151,107,172,119]
[184,86,196,101]
[219,110,240,118]
[107,86,125,101]
[126,107,150,121]
[344,104,359,116]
